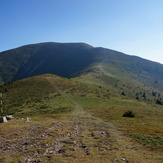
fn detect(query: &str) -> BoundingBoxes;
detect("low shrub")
[123,110,135,117]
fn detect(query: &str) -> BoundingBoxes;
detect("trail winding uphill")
[43,77,162,163]
[0,76,162,163]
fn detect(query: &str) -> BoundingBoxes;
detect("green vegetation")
[0,73,163,162]
[128,133,163,147]
[1,42,163,162]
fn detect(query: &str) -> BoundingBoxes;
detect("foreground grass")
[1,109,163,163]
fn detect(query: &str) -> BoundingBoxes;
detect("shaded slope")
[0,44,38,83]
[0,42,98,83]
[14,42,99,80]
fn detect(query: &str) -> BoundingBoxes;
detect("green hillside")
[0,74,163,162]
[76,49,163,104]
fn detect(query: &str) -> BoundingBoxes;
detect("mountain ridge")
[0,42,163,82]
[1,42,163,95]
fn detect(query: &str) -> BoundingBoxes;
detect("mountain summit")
[0,42,163,93]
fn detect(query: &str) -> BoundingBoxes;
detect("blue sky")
[1,0,163,63]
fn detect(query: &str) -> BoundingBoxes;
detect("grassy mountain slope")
[75,48,163,104]
[0,74,163,162]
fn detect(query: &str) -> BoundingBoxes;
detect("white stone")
[0,116,8,123]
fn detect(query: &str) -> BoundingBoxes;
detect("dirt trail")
[45,77,162,163]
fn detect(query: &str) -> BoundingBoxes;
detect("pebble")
[121,158,126,161]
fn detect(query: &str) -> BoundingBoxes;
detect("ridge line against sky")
[1,0,163,64]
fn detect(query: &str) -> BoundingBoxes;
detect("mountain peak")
[0,42,163,93]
